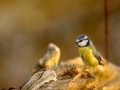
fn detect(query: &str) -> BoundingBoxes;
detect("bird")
[75,34,103,74]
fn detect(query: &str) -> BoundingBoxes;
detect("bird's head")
[75,34,91,47]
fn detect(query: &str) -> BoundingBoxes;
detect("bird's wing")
[89,45,104,66]
[92,52,104,66]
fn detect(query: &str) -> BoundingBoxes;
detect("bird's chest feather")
[79,47,98,66]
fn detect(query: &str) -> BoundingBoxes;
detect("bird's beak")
[75,42,78,44]
[75,39,79,44]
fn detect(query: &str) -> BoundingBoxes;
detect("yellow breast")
[79,47,99,67]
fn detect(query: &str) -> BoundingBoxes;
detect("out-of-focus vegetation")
[0,0,120,88]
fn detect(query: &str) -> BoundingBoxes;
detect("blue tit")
[75,34,103,73]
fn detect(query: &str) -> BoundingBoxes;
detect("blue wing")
[93,52,104,66]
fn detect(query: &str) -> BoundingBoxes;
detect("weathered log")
[22,64,97,90]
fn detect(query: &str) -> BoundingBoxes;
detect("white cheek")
[78,40,88,47]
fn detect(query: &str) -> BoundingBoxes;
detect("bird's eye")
[79,40,82,42]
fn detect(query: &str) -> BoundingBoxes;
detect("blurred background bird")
[32,43,61,74]
[75,34,104,74]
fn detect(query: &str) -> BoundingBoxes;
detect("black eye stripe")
[79,40,83,42]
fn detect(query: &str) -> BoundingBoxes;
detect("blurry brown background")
[0,0,120,88]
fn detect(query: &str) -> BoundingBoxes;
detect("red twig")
[104,0,109,61]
